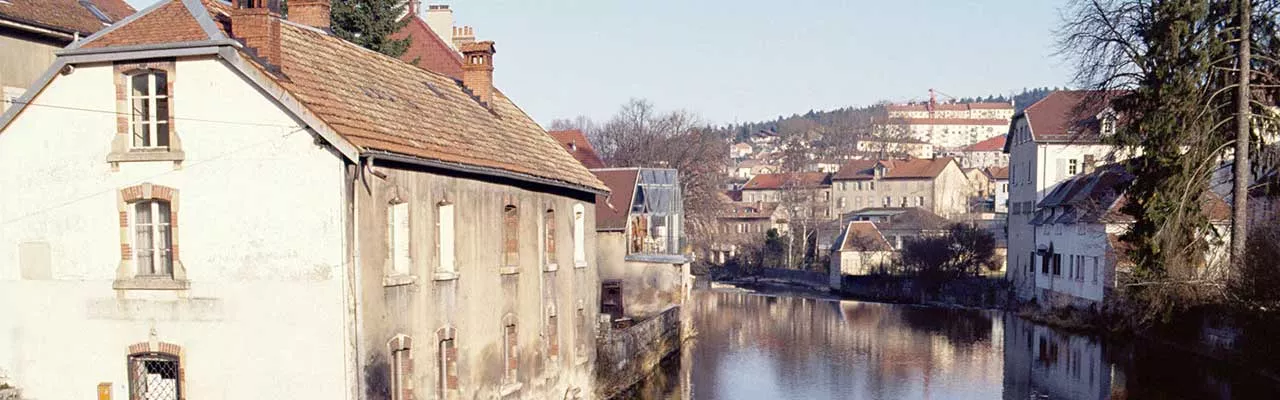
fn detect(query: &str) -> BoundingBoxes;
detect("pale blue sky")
[124,0,1074,126]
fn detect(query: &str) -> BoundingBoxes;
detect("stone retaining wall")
[595,305,682,399]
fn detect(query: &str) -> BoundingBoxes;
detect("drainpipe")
[348,159,368,399]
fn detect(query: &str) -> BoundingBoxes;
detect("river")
[627,289,1280,400]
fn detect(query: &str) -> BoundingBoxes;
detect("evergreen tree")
[329,0,410,57]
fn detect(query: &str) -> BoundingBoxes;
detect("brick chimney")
[452,26,475,51]
[424,4,454,49]
[231,0,282,66]
[288,0,330,30]
[461,41,495,105]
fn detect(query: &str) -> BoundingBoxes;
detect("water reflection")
[634,290,1280,400]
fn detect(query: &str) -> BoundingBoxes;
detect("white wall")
[1033,223,1110,303]
[0,57,350,399]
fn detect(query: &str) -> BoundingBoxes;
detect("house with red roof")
[959,134,1010,169]
[829,157,969,219]
[548,129,607,169]
[742,171,833,219]
[1005,90,1133,302]
[0,1,607,398]
[0,0,135,112]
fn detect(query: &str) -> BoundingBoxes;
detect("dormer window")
[128,71,170,149]
[1099,111,1117,136]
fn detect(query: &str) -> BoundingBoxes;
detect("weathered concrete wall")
[355,164,600,399]
[0,29,61,92]
[596,232,685,321]
[0,57,350,399]
[595,306,681,399]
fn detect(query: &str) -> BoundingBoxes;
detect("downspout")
[348,158,368,399]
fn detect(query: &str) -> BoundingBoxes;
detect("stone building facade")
[829,157,969,219]
[0,1,605,399]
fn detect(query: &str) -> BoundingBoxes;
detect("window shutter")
[391,203,411,275]
[438,203,455,273]
[1056,159,1067,182]
[545,210,556,260]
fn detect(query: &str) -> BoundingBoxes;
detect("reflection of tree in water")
[897,306,994,348]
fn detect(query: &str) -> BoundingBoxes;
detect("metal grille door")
[129,354,179,400]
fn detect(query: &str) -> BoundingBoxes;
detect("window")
[438,338,457,398]
[544,208,557,266]
[837,197,846,209]
[1029,252,1035,273]
[900,197,908,207]
[547,312,559,360]
[917,196,925,207]
[869,181,875,190]
[437,201,455,275]
[128,71,170,148]
[128,352,180,400]
[883,196,891,207]
[1069,159,1079,175]
[1053,254,1062,276]
[1041,253,1050,274]
[133,200,173,277]
[573,204,586,265]
[575,304,587,360]
[389,202,411,276]
[503,321,519,384]
[1092,257,1099,283]
[388,335,412,400]
[503,205,519,268]
[1068,254,1075,278]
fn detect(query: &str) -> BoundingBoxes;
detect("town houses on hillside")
[741,172,833,219]
[959,135,1010,169]
[0,1,607,399]
[0,0,135,111]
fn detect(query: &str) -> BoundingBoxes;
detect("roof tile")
[0,0,134,36]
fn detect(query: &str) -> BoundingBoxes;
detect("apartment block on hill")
[880,101,1015,150]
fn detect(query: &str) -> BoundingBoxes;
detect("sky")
[124,0,1075,126]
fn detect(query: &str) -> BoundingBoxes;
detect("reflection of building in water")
[1003,315,1112,399]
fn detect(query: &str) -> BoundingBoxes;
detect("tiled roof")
[720,201,779,219]
[1020,90,1118,144]
[592,169,639,231]
[985,166,1009,180]
[888,117,1010,126]
[886,102,1013,112]
[391,14,464,80]
[846,207,951,232]
[65,0,606,193]
[0,0,134,37]
[833,157,956,181]
[964,135,1006,152]
[79,0,207,49]
[742,172,831,190]
[835,221,893,252]
[548,129,607,169]
[1035,162,1230,225]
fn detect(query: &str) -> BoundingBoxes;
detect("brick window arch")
[116,183,186,290]
[435,326,458,399]
[109,60,183,164]
[388,334,414,400]
[545,305,559,362]
[543,207,556,268]
[501,314,519,384]
[127,341,184,400]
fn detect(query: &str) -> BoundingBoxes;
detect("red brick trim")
[127,341,185,400]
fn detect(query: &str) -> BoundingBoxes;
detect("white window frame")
[573,204,587,266]
[436,201,456,277]
[132,200,173,277]
[389,202,411,276]
[127,71,170,149]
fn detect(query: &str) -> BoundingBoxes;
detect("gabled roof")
[835,221,893,252]
[846,207,951,232]
[0,0,135,38]
[742,172,831,190]
[1017,90,1119,145]
[964,135,1006,152]
[25,0,607,194]
[591,169,639,231]
[391,12,464,80]
[833,157,957,181]
[548,129,607,169]
[985,166,1009,180]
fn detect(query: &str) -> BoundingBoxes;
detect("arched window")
[546,306,559,362]
[127,342,183,400]
[127,70,170,148]
[436,327,458,399]
[502,316,519,384]
[388,202,411,276]
[133,199,173,276]
[388,335,413,400]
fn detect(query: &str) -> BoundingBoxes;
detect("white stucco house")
[828,221,894,288]
[0,1,607,399]
[1004,91,1129,302]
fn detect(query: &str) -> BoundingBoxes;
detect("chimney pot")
[461,41,496,105]
[288,0,330,30]
[232,0,283,66]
